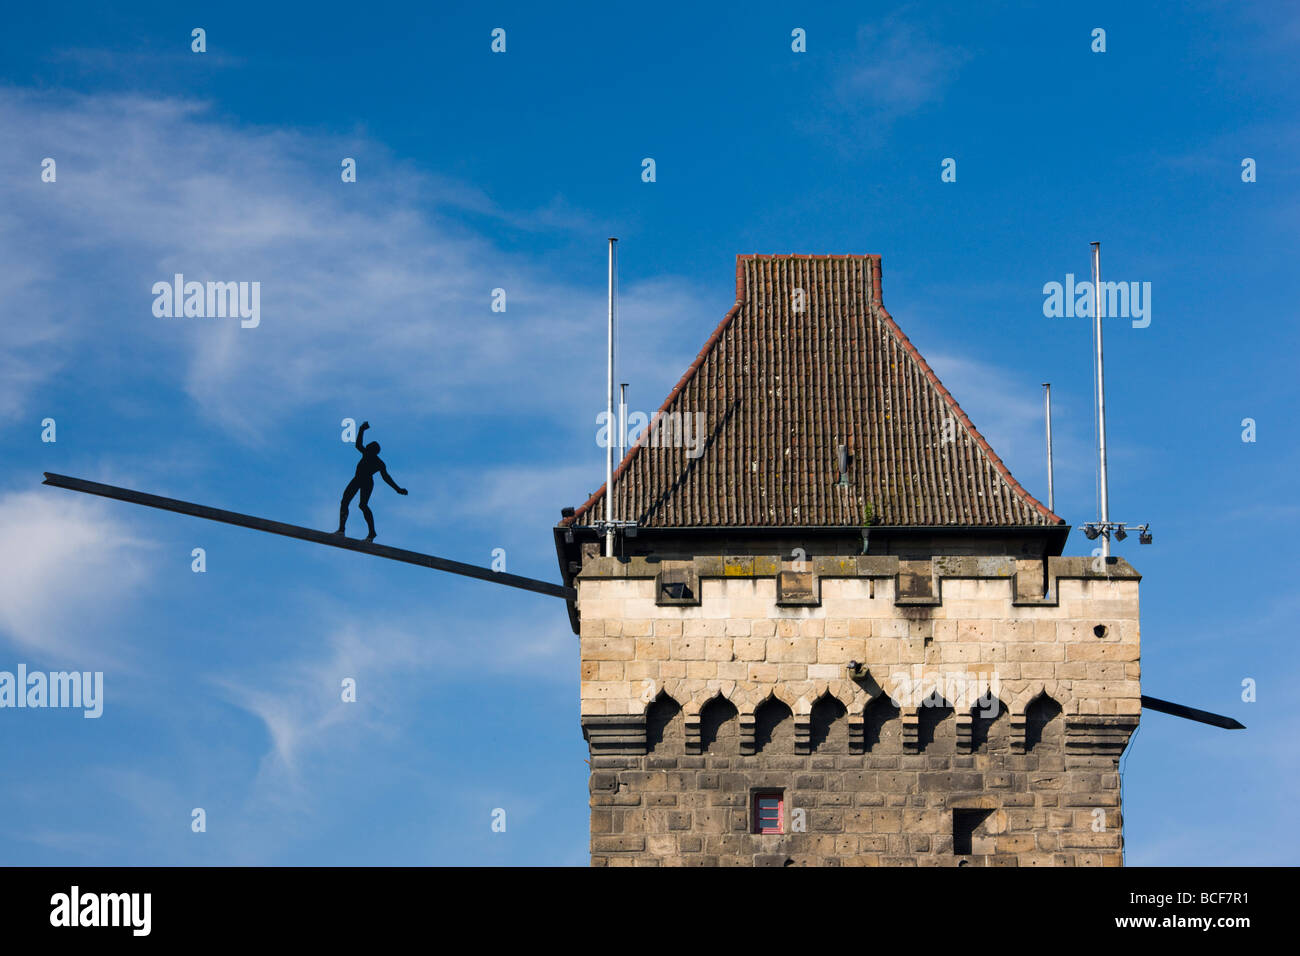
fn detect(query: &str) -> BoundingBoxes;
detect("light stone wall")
[578,554,1141,866]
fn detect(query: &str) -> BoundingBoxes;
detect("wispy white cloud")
[208,604,572,790]
[0,488,155,665]
[925,352,1043,459]
[833,18,967,122]
[0,88,714,446]
[19,826,124,858]
[401,463,594,533]
[922,350,1089,505]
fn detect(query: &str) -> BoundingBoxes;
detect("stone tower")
[554,255,1139,866]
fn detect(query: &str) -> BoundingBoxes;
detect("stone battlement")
[578,554,1140,722]
[576,552,1140,866]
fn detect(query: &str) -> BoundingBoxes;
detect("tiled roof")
[564,255,1063,529]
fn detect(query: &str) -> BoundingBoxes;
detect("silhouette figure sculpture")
[335,421,407,542]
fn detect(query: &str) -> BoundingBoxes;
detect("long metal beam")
[42,472,575,601]
[1142,694,1245,730]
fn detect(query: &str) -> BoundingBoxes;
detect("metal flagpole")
[606,238,617,556]
[1091,241,1110,557]
[1043,383,1054,514]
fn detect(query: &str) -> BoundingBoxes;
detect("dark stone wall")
[587,702,1127,866]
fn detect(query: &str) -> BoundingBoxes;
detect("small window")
[753,791,784,834]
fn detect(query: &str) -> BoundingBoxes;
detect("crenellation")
[578,552,1140,866]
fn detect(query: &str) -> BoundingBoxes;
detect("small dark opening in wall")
[661,580,694,601]
[969,696,1004,753]
[862,694,900,752]
[916,693,953,750]
[1093,624,1108,638]
[1025,694,1063,752]
[952,808,993,855]
[700,697,738,753]
[754,698,793,753]
[645,693,682,754]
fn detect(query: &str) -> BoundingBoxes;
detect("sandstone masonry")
[578,554,1139,866]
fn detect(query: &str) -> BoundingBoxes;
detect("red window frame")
[753,791,784,834]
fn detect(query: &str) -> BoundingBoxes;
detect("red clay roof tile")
[564,255,1063,529]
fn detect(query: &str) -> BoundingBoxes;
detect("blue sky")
[1,1,1295,864]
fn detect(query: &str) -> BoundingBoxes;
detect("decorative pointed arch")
[1023,691,1064,753]
[807,691,849,755]
[694,693,739,756]
[751,695,794,755]
[860,690,902,753]
[1011,681,1063,717]
[645,691,684,756]
[907,690,956,753]
[960,696,1009,754]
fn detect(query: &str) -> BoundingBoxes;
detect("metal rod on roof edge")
[1091,241,1110,558]
[1043,382,1054,513]
[606,238,617,557]
[619,382,628,476]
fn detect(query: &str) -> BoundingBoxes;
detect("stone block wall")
[578,554,1140,866]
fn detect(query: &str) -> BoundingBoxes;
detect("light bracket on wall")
[1080,521,1150,544]
[592,519,639,538]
